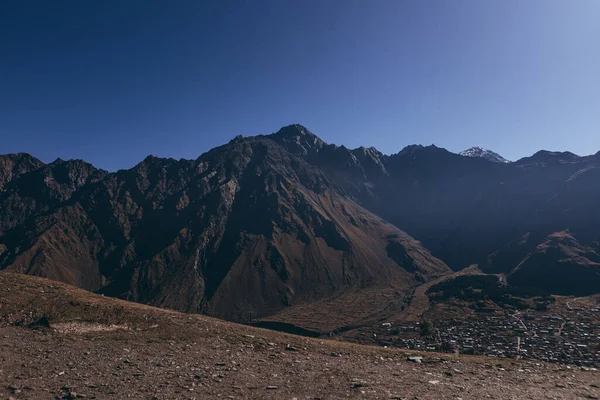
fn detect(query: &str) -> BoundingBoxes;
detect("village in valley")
[353,296,600,368]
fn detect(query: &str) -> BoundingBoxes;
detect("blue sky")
[1,0,599,170]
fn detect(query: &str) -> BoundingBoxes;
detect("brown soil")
[1,272,599,400]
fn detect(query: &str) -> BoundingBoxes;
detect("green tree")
[420,320,433,336]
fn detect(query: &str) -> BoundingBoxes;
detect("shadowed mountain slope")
[502,231,600,296]
[267,126,600,284]
[0,153,45,190]
[1,123,599,316]
[0,132,449,322]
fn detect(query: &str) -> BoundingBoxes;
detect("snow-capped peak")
[459,147,510,163]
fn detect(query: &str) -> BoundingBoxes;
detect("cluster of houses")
[363,306,600,367]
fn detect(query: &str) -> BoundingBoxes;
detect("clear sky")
[1,0,599,170]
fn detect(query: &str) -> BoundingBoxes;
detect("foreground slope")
[1,273,598,400]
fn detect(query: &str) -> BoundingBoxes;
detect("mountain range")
[1,124,599,324]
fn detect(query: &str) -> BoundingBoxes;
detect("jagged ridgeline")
[0,126,449,321]
[2,124,600,322]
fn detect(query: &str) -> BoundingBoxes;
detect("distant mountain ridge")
[2,124,600,322]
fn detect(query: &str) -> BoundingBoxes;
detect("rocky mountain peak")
[392,144,450,161]
[460,147,509,163]
[270,124,326,157]
[516,150,581,166]
[350,146,387,175]
[0,153,46,190]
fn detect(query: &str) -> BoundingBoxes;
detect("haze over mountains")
[1,124,599,324]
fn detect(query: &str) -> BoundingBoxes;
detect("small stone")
[350,378,368,388]
[407,356,423,364]
[266,386,278,390]
[428,380,440,385]
[285,345,298,351]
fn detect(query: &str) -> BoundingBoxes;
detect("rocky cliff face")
[506,231,600,296]
[460,146,510,163]
[0,131,449,321]
[265,126,600,296]
[2,124,599,317]
[275,129,600,279]
[0,153,46,190]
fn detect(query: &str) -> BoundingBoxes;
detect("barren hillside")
[1,273,599,400]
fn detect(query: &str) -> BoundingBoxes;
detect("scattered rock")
[407,356,423,364]
[350,378,368,388]
[28,316,51,329]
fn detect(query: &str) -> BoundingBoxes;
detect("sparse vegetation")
[1,272,597,400]
[419,320,433,336]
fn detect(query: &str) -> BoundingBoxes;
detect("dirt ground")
[1,273,599,400]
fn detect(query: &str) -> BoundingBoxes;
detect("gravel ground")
[1,324,599,400]
[1,273,599,400]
